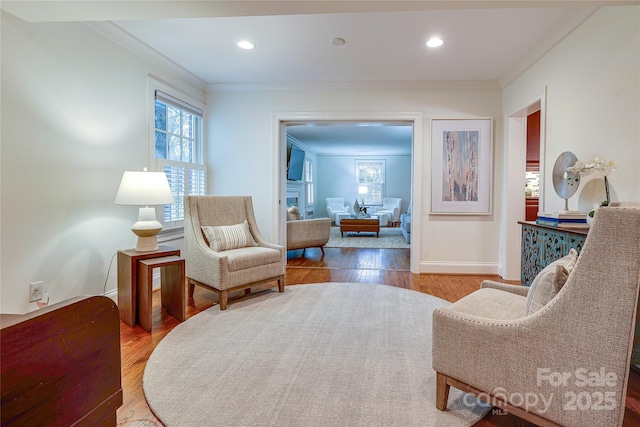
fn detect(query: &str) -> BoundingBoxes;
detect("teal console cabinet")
[519,221,588,287]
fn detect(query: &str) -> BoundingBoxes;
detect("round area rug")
[143,283,491,427]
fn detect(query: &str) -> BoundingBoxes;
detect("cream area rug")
[325,226,410,249]
[143,283,491,427]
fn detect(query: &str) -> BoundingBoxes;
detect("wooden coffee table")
[339,218,380,237]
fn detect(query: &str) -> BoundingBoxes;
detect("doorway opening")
[272,113,423,273]
[501,90,546,281]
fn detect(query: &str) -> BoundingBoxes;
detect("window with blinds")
[356,160,385,205]
[154,89,206,226]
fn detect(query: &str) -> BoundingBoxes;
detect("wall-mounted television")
[287,144,305,181]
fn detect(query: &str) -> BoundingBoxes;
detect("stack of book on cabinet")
[536,212,588,228]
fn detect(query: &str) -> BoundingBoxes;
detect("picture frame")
[430,118,493,215]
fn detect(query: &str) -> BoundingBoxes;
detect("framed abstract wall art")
[430,118,493,215]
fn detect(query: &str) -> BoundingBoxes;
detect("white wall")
[4,6,635,313]
[316,155,412,219]
[504,6,640,210]
[207,86,504,274]
[501,5,640,280]
[0,12,204,313]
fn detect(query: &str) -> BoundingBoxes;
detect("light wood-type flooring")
[117,247,640,427]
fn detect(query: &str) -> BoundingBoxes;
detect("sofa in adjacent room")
[400,211,411,243]
[287,207,331,255]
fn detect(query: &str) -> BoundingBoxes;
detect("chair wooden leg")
[320,246,325,256]
[188,280,195,297]
[278,277,285,293]
[219,290,228,310]
[436,372,450,411]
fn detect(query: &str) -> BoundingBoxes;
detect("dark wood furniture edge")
[1,295,122,427]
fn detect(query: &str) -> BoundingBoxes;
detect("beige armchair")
[432,205,640,427]
[184,196,285,310]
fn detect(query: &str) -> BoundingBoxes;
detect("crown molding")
[208,80,501,93]
[85,21,207,92]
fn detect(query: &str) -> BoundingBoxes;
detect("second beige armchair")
[432,206,640,427]
[184,196,285,310]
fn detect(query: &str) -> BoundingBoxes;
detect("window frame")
[304,158,314,206]
[148,78,206,230]
[355,159,385,206]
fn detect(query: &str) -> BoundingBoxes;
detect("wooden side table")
[138,256,185,332]
[117,245,180,328]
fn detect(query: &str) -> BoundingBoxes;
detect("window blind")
[155,90,203,118]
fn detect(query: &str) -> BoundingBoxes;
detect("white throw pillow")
[526,248,578,315]
[201,221,257,251]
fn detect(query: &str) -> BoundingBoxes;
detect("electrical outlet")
[29,281,44,302]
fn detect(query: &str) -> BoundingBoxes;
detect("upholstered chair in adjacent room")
[376,198,402,224]
[325,198,351,224]
[432,205,640,427]
[184,196,285,310]
[286,207,331,255]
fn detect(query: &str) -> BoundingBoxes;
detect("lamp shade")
[114,171,174,206]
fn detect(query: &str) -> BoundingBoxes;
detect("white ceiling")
[287,122,413,156]
[5,1,626,87]
[113,6,589,85]
[3,1,634,155]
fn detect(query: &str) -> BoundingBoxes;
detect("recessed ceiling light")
[426,37,443,48]
[237,40,255,50]
[331,37,346,46]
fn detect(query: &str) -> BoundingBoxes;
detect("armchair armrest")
[480,280,529,297]
[392,206,400,221]
[185,235,229,286]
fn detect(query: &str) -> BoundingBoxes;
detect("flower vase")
[353,200,360,218]
[586,215,593,227]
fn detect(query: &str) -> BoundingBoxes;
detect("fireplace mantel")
[286,181,313,219]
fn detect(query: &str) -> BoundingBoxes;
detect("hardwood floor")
[117,247,640,427]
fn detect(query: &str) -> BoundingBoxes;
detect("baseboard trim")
[103,289,118,303]
[102,272,161,305]
[419,261,498,275]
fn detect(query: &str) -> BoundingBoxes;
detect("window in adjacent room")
[356,160,385,205]
[153,88,206,227]
[305,159,314,206]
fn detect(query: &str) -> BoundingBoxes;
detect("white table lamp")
[115,169,174,252]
